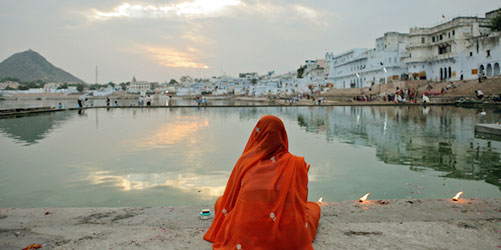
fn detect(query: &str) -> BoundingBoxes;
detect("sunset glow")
[145,46,210,69]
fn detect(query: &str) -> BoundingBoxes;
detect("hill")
[0,49,84,83]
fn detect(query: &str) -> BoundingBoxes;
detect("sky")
[0,0,499,83]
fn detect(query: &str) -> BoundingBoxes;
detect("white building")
[326,32,410,89]
[405,10,501,81]
[128,76,151,93]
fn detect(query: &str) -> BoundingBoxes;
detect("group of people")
[77,96,119,108]
[138,95,153,106]
[196,96,208,106]
[284,94,325,105]
[383,87,419,103]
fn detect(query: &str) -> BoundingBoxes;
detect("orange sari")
[204,115,321,250]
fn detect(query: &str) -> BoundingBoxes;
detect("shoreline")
[1,198,500,249]
[1,102,498,119]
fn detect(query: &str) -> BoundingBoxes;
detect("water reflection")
[134,117,209,150]
[0,111,73,145]
[1,106,501,207]
[277,106,501,189]
[87,171,226,199]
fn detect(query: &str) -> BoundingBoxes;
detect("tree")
[119,82,129,91]
[76,84,84,92]
[180,75,192,83]
[490,13,501,32]
[57,83,69,89]
[107,81,115,88]
[251,78,257,85]
[168,79,178,85]
[297,65,307,79]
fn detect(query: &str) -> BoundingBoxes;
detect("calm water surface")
[0,106,500,207]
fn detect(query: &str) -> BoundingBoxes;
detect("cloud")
[86,0,327,26]
[89,0,242,20]
[293,4,326,26]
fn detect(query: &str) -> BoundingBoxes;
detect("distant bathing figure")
[77,96,88,108]
[114,100,119,107]
[204,115,321,250]
[475,90,484,100]
[57,103,62,109]
[422,95,430,104]
[106,97,110,107]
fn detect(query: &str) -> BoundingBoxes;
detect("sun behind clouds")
[143,46,210,69]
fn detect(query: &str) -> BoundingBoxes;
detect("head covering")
[204,115,315,250]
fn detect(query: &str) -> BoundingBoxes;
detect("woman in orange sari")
[204,115,321,250]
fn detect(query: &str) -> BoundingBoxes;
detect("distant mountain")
[0,49,84,83]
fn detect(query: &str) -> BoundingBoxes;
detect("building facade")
[326,32,409,89]
[128,76,151,94]
[327,9,501,89]
[405,15,500,82]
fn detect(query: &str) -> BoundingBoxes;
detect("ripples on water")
[0,106,500,207]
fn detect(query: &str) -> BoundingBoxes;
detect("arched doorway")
[479,65,485,75]
[487,64,493,77]
[440,68,443,81]
[448,67,452,79]
[494,63,500,76]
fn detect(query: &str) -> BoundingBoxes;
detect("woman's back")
[204,115,320,250]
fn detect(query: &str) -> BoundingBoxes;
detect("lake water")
[1,106,500,208]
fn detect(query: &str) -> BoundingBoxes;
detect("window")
[448,33,451,38]
[453,30,455,36]
[432,37,435,42]
[470,52,473,57]
[421,37,425,44]
[439,45,451,55]
[440,35,443,40]
[487,50,491,57]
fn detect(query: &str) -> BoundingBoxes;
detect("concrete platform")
[475,124,501,136]
[1,198,501,249]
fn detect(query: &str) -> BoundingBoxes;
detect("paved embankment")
[1,198,501,249]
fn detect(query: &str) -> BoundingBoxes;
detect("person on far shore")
[422,95,430,104]
[197,96,202,106]
[204,115,320,250]
[78,96,87,108]
[203,97,208,106]
[114,100,119,107]
[57,103,62,109]
[106,97,110,107]
[475,90,484,100]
